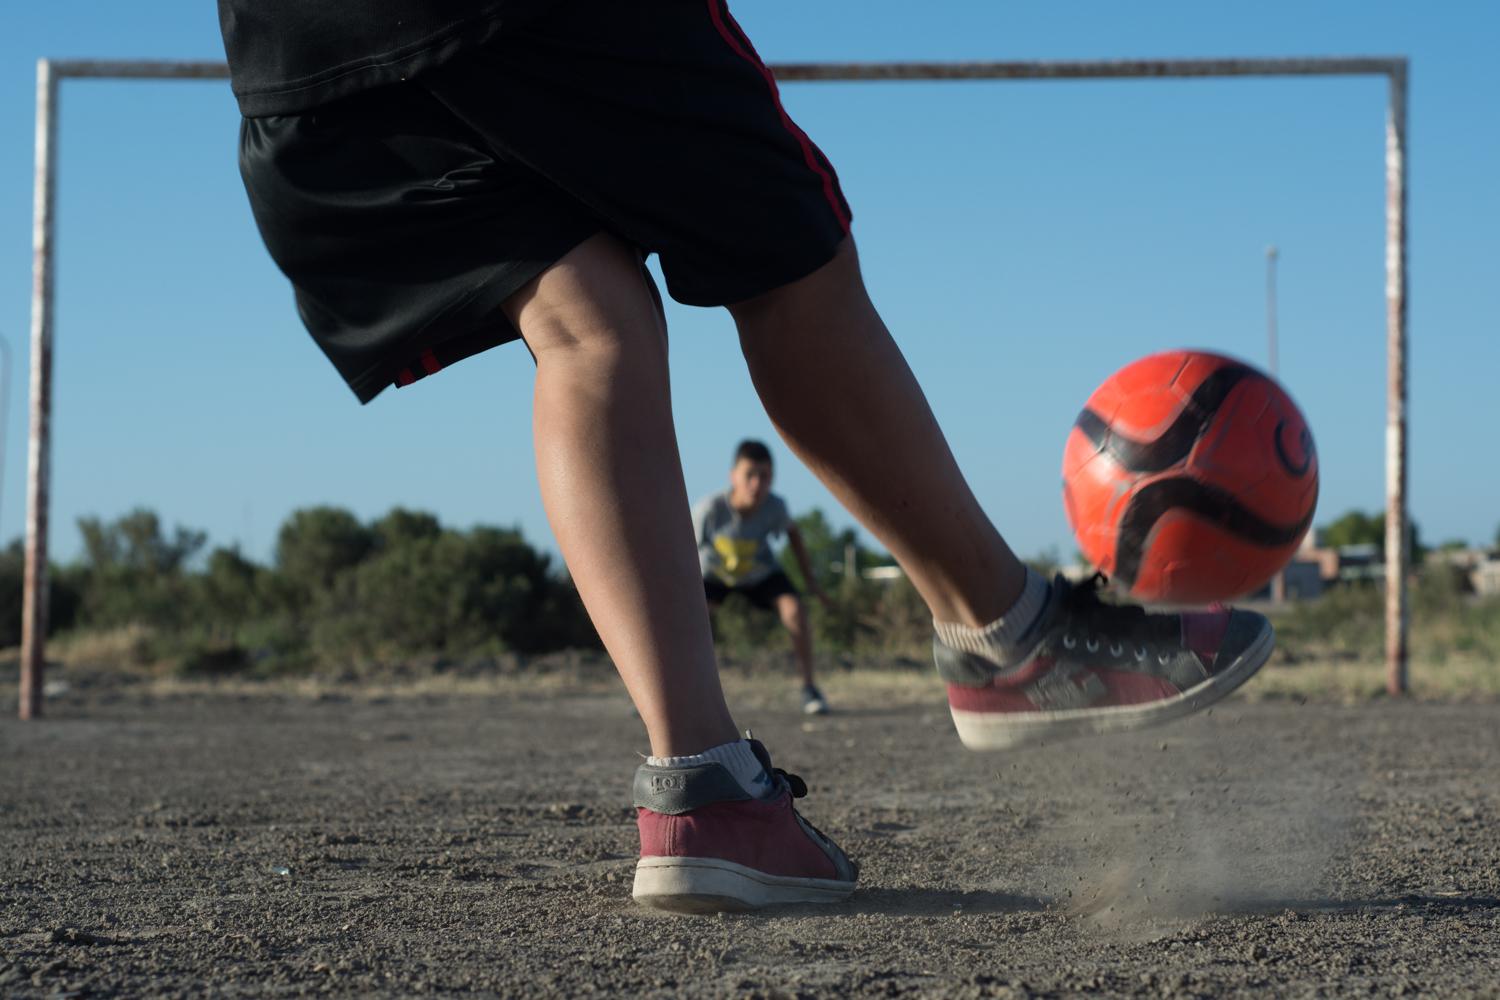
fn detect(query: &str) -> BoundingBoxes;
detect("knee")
[778,596,805,630]
[507,234,664,363]
[526,314,633,367]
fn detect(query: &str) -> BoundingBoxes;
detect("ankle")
[645,716,740,759]
[934,567,1051,663]
[927,560,1029,628]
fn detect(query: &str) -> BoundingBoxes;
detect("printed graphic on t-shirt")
[713,537,763,583]
[693,490,791,588]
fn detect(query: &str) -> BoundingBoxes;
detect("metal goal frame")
[19,55,1411,718]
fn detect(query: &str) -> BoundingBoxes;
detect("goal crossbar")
[20,55,1411,718]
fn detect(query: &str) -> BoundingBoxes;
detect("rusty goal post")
[21,55,1410,718]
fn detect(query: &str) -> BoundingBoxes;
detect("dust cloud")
[1037,707,1359,936]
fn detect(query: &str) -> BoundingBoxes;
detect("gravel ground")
[2,674,1498,998]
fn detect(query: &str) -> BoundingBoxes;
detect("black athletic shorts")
[238,0,852,403]
[704,570,800,612]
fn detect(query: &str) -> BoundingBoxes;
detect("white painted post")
[1384,63,1410,695]
[21,60,58,721]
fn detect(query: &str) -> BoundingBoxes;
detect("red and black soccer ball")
[1062,349,1319,604]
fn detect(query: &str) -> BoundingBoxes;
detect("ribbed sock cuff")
[647,739,773,799]
[933,567,1050,662]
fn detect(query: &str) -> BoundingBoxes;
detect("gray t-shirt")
[693,490,792,587]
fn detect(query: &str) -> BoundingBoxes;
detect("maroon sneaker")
[935,574,1274,750]
[631,740,856,912]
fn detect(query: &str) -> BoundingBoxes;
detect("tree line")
[0,505,920,674]
[4,503,1488,676]
[0,506,599,672]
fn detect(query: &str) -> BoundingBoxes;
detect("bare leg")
[730,238,1025,629]
[775,594,816,686]
[506,234,738,756]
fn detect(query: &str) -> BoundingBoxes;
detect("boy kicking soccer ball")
[695,440,833,716]
[220,0,1274,912]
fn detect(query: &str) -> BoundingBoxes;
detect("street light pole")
[1267,246,1287,604]
[1266,246,1279,378]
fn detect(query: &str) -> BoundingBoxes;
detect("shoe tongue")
[1181,611,1231,666]
[742,739,808,800]
[746,738,774,773]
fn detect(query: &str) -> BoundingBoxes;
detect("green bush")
[0,541,83,647]
[1275,571,1500,666]
[39,499,1492,682]
[310,525,586,660]
[708,573,931,660]
[708,593,783,655]
[275,506,374,601]
[13,505,596,675]
[67,510,199,630]
[1276,582,1384,660]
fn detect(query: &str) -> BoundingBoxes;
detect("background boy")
[695,440,833,715]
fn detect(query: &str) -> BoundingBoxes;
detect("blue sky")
[0,1,1496,569]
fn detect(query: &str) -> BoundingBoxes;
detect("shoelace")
[1057,573,1178,653]
[771,768,849,870]
[774,769,807,799]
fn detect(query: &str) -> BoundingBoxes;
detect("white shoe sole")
[950,621,1275,751]
[632,856,855,912]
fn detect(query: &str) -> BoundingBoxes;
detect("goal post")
[19,55,1411,719]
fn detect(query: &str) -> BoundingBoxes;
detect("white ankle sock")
[647,739,773,799]
[933,568,1051,667]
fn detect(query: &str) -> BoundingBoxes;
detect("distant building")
[1280,559,1326,599]
[1247,556,1324,602]
[1476,557,1500,597]
[1330,543,1384,584]
[1291,538,1382,587]
[1428,546,1500,597]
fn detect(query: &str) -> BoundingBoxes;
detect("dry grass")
[7,604,1496,708]
[28,655,1492,709]
[1247,656,1500,704]
[45,624,159,672]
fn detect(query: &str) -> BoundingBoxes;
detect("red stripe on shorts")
[706,0,851,235]
[420,348,442,375]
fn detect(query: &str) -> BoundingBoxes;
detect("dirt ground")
[3,669,1498,998]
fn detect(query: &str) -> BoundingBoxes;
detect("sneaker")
[631,739,857,911]
[801,683,830,716]
[934,574,1274,751]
